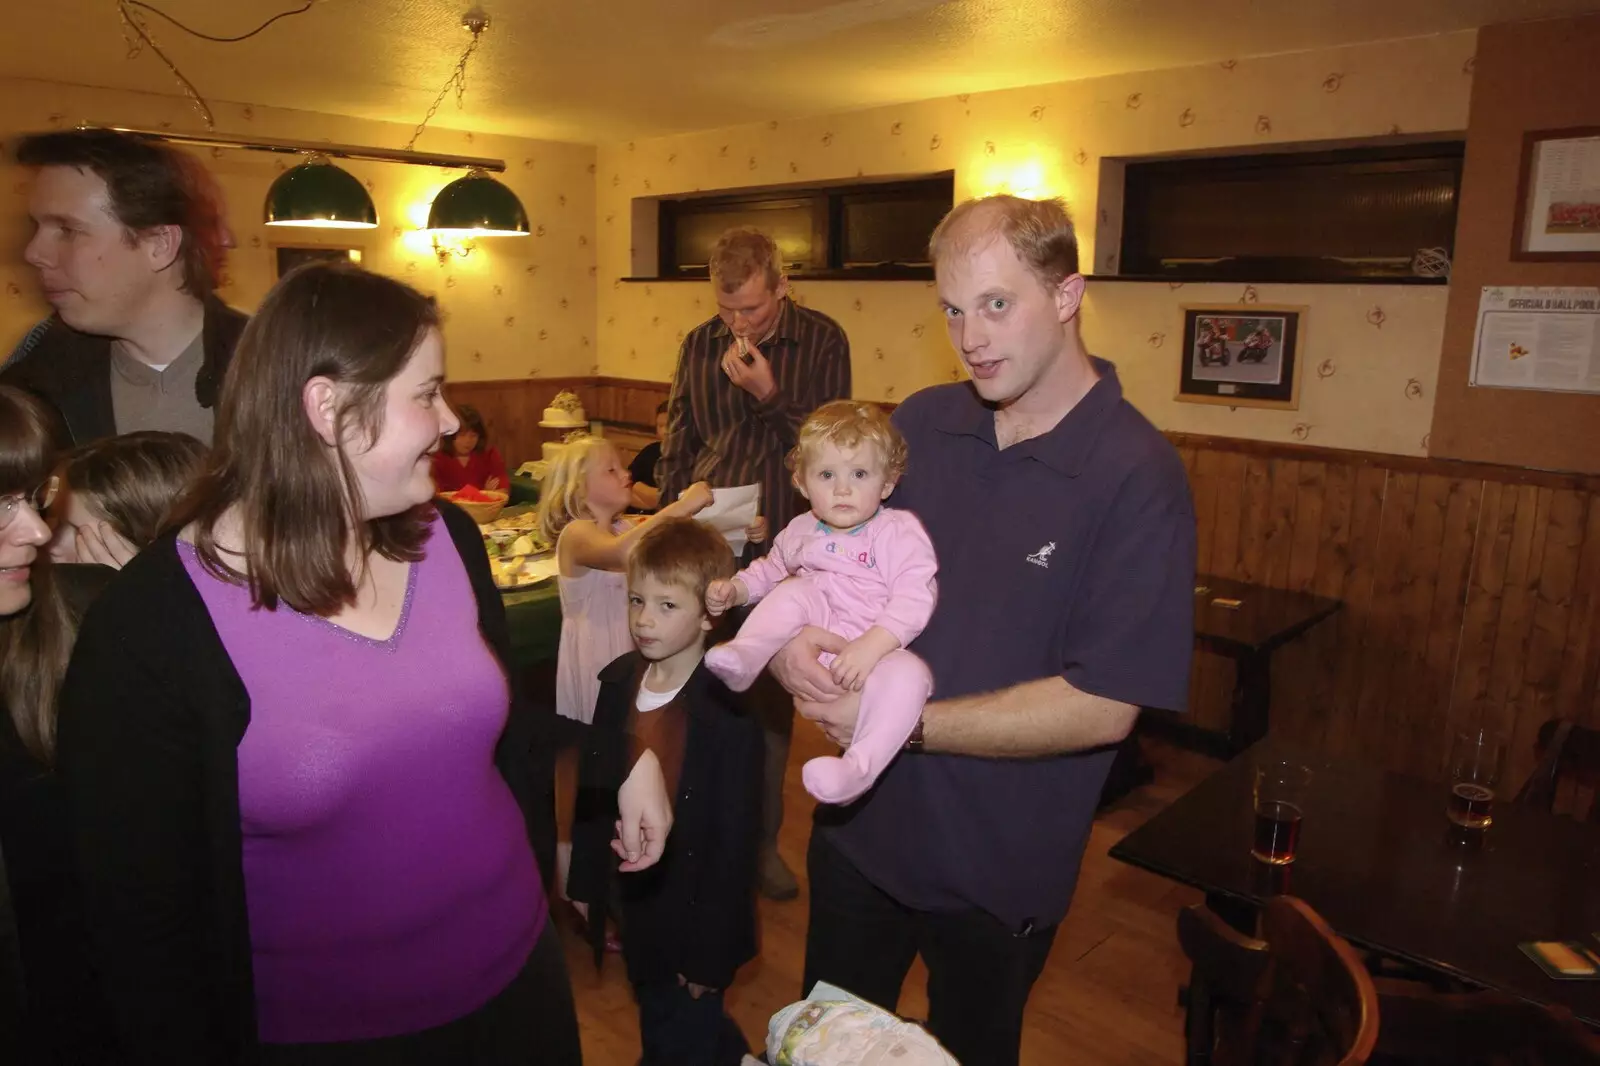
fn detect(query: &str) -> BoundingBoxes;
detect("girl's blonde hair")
[537,435,618,541]
[789,400,908,481]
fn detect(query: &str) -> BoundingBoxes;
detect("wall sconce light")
[431,233,477,264]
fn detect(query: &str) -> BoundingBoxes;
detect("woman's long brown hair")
[0,386,73,764]
[170,261,440,614]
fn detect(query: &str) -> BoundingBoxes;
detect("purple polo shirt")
[821,358,1196,930]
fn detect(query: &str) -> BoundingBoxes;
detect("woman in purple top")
[54,264,674,1065]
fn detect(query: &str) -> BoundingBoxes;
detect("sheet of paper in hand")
[698,484,761,557]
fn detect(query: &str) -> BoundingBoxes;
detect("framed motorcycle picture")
[1177,304,1306,410]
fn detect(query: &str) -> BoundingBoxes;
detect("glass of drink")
[1446,727,1505,830]
[1252,761,1312,865]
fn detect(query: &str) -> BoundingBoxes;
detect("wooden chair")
[1515,719,1600,822]
[1178,896,1378,1066]
[1372,982,1600,1065]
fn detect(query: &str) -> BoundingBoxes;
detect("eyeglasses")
[0,476,59,533]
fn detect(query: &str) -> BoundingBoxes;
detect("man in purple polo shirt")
[770,194,1196,1066]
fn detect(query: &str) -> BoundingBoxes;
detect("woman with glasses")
[0,384,117,1064]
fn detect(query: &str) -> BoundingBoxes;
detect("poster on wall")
[1513,128,1600,260]
[1176,305,1304,410]
[1470,286,1600,394]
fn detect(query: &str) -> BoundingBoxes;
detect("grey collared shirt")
[109,330,214,444]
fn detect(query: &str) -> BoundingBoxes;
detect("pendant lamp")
[426,168,529,237]
[264,155,378,229]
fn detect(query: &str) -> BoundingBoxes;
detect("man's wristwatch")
[905,715,926,753]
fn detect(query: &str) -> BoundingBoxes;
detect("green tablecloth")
[502,581,561,668]
[508,474,540,506]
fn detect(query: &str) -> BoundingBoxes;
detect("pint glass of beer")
[1447,728,1505,830]
[1252,761,1312,865]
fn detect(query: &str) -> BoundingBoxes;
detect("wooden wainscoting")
[1175,433,1600,792]
[446,375,1600,792]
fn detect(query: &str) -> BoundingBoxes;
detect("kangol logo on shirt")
[1026,542,1057,568]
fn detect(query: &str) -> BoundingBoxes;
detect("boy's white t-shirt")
[635,673,686,713]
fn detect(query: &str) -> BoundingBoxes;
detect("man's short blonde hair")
[709,227,783,293]
[789,400,908,482]
[928,195,1080,290]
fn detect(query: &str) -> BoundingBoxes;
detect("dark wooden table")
[1188,575,1342,756]
[1110,745,1600,1026]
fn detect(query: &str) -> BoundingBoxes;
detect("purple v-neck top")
[179,519,543,1043]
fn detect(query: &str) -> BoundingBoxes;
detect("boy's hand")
[677,974,716,1000]
[704,577,745,617]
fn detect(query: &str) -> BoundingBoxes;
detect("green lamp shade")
[426,172,529,237]
[264,160,378,229]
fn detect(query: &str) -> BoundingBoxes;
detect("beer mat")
[1519,941,1600,980]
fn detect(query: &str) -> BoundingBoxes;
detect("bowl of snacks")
[439,484,508,523]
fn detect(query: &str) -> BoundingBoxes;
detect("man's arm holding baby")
[771,635,1137,757]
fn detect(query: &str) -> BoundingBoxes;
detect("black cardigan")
[55,504,554,1066]
[0,564,118,1064]
[568,651,762,992]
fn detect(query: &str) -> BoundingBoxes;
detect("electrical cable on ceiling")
[121,1,317,43]
[114,1,320,129]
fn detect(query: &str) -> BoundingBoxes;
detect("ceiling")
[3,0,1599,144]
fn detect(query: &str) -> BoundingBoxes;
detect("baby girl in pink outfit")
[705,401,936,805]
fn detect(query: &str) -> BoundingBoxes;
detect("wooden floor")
[561,727,1219,1065]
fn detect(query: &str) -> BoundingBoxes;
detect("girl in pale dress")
[537,437,712,933]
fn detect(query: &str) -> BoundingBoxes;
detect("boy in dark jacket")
[569,518,763,1066]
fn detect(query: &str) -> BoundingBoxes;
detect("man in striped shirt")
[658,227,851,899]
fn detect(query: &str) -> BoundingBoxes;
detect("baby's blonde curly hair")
[789,400,907,481]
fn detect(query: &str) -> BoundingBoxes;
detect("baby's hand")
[829,638,886,692]
[746,515,768,544]
[704,578,743,616]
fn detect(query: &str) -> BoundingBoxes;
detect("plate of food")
[492,554,559,590]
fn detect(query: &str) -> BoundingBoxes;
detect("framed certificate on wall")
[1512,127,1600,261]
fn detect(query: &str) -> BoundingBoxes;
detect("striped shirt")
[658,298,851,540]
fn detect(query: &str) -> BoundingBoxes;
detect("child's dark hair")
[626,517,734,608]
[445,404,489,452]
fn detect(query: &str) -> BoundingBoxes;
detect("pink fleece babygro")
[705,508,937,804]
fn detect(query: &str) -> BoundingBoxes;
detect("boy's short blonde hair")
[626,517,735,608]
[789,400,908,482]
[536,435,616,542]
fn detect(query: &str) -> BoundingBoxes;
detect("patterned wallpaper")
[0,76,597,382]
[594,32,1477,456]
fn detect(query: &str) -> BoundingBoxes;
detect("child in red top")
[432,404,508,492]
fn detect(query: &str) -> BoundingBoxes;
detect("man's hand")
[722,338,777,403]
[704,577,746,617]
[769,626,850,702]
[614,749,672,872]
[74,522,138,569]
[799,688,862,747]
